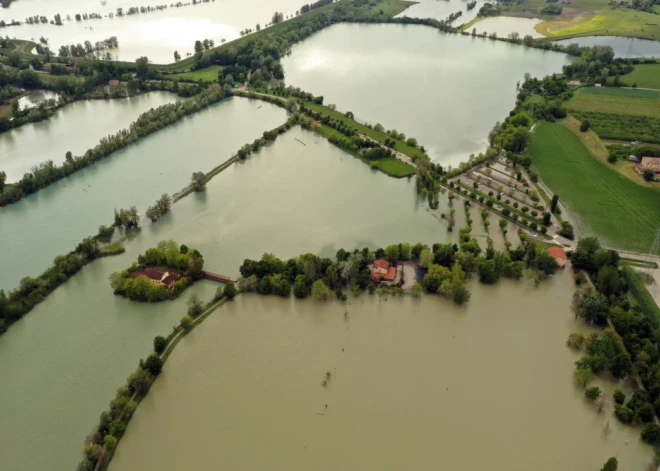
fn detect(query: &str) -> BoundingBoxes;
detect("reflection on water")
[16,90,59,110]
[110,275,652,471]
[0,97,288,290]
[282,23,569,166]
[555,36,660,58]
[396,0,481,25]
[472,16,543,39]
[7,0,309,63]
[0,92,180,182]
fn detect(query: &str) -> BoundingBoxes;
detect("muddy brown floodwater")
[110,270,651,471]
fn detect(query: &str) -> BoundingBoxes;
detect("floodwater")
[396,0,480,25]
[471,16,543,39]
[15,89,59,110]
[1,92,181,182]
[281,23,569,165]
[0,124,510,471]
[110,272,652,471]
[5,0,309,63]
[0,97,288,290]
[555,36,660,58]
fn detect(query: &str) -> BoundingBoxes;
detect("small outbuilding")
[548,247,568,268]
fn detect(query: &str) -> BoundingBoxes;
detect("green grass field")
[581,87,660,99]
[314,123,415,178]
[620,64,660,89]
[302,101,424,160]
[540,7,660,41]
[169,65,223,82]
[530,122,660,252]
[567,88,660,117]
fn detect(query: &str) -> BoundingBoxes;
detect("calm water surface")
[281,23,569,165]
[110,273,651,471]
[555,36,660,58]
[396,0,481,25]
[0,97,288,290]
[472,16,543,38]
[1,92,181,181]
[15,89,59,110]
[0,124,510,471]
[6,0,308,63]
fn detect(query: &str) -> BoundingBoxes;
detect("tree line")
[0,84,230,207]
[0,233,124,336]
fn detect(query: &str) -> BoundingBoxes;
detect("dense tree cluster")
[569,236,660,439]
[109,241,203,302]
[145,194,172,222]
[0,85,229,207]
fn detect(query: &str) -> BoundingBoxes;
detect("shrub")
[143,354,163,376]
[614,404,633,423]
[580,119,590,132]
[223,282,237,300]
[566,333,585,349]
[153,335,167,354]
[180,315,193,332]
[585,386,601,402]
[641,423,660,444]
[613,390,625,405]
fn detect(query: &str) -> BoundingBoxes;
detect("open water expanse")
[281,23,570,166]
[4,0,307,63]
[0,123,513,471]
[555,36,660,58]
[0,91,181,182]
[0,97,287,291]
[109,274,650,471]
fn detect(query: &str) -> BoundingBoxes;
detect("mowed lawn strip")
[581,87,660,99]
[169,65,223,82]
[314,123,415,178]
[301,101,425,160]
[567,88,660,117]
[621,64,660,89]
[530,121,660,252]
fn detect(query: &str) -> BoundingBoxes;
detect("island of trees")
[109,240,204,302]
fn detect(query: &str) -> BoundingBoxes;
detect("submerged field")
[529,121,660,251]
[108,278,651,471]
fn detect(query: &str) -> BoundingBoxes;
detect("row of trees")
[0,84,230,207]
[57,36,119,58]
[0,233,124,335]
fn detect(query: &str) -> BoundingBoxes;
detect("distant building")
[371,259,397,283]
[567,80,582,87]
[548,247,568,268]
[628,155,639,162]
[636,157,660,175]
[108,79,120,86]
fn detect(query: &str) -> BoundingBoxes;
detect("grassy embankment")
[529,121,660,252]
[536,6,660,40]
[300,100,418,177]
[619,64,660,89]
[169,65,224,82]
[621,266,660,325]
[566,86,660,144]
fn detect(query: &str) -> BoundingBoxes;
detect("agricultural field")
[570,110,660,143]
[529,121,660,252]
[567,87,660,117]
[620,63,660,89]
[169,65,223,83]
[538,7,660,41]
